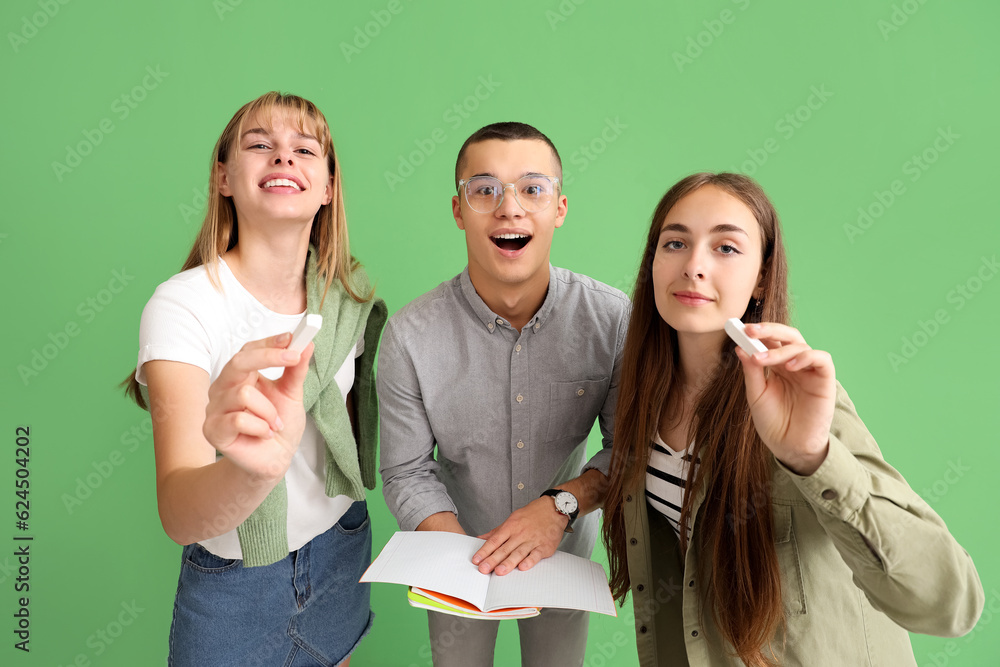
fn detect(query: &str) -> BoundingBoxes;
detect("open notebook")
[361,532,617,619]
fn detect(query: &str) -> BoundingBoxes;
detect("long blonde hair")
[124,92,369,408]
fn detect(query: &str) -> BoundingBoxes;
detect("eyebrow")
[468,171,549,181]
[659,222,749,237]
[240,128,321,143]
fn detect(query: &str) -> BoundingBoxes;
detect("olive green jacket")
[624,384,984,666]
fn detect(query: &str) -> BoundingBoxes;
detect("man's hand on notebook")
[471,498,570,576]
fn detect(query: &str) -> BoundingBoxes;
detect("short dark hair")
[454,122,562,190]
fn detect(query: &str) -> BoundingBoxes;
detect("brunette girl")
[601,173,982,666]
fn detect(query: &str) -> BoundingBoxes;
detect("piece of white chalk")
[725,318,768,356]
[289,313,323,352]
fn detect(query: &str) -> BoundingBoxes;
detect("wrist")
[779,441,830,477]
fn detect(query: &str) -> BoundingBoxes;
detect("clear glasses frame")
[457,174,562,213]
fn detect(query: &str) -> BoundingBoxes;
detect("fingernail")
[496,566,506,575]
[282,350,299,362]
[755,351,769,360]
[275,416,284,431]
[472,556,481,564]
[278,332,292,344]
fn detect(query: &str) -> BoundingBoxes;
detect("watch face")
[555,491,578,514]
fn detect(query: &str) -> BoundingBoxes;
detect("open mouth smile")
[490,232,532,252]
[258,173,305,192]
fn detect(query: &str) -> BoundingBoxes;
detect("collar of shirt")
[458,264,559,334]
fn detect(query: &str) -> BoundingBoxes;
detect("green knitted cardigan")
[236,247,387,567]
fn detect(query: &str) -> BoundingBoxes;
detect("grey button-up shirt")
[378,265,630,557]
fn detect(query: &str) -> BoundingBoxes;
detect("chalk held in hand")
[725,318,767,356]
[289,314,323,352]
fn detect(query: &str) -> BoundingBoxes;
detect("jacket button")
[691,630,699,637]
[629,538,637,546]
[636,584,645,592]
[626,495,632,502]
[639,626,647,634]
[821,489,838,500]
[688,580,694,587]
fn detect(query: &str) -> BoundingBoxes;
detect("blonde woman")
[125,92,385,666]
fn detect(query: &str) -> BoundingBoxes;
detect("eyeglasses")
[458,174,561,213]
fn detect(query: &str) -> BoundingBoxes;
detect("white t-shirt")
[136,258,360,559]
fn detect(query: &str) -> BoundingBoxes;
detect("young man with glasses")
[378,122,629,666]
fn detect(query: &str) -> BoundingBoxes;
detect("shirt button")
[534,323,540,330]
[515,344,521,352]
[516,394,523,403]
[496,318,504,325]
[821,489,838,500]
[691,630,699,638]
[577,388,585,396]
[487,322,494,331]
[517,483,524,490]
[517,441,524,449]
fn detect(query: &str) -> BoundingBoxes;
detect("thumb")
[275,341,314,398]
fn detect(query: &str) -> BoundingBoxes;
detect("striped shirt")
[645,434,699,538]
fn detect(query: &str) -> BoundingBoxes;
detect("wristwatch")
[540,489,579,533]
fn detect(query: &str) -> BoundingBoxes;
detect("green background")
[2,0,998,665]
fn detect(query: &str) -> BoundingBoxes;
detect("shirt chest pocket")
[544,377,610,443]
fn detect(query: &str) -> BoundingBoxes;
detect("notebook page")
[360,532,492,609]
[484,550,617,616]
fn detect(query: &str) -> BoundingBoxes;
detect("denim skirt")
[168,499,374,667]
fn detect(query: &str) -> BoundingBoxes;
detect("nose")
[273,149,293,166]
[495,183,524,218]
[683,248,706,280]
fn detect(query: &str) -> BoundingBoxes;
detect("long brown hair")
[602,173,790,666]
[123,92,370,408]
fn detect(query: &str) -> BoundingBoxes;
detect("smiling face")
[651,185,764,338]
[217,108,333,229]
[452,138,567,294]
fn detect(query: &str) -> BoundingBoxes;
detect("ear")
[216,162,232,197]
[452,195,465,231]
[553,193,568,229]
[322,174,334,206]
[752,265,767,301]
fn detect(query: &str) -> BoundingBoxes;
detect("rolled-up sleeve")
[377,320,458,532]
[782,384,985,637]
